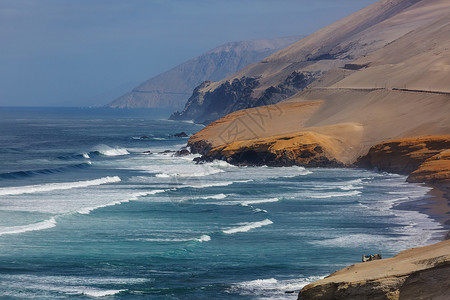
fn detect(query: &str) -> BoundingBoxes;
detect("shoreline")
[422,183,450,240]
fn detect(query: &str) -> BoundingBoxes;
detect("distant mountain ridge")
[107,36,301,109]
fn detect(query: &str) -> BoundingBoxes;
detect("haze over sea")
[0,107,444,299]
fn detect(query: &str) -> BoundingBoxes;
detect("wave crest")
[0,176,121,196]
[223,219,273,234]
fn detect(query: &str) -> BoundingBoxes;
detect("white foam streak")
[0,217,57,236]
[308,190,361,199]
[189,181,234,188]
[223,219,273,234]
[240,198,279,206]
[77,190,166,215]
[82,289,125,297]
[197,194,227,200]
[0,176,121,196]
[189,179,252,188]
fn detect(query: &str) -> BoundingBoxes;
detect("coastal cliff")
[357,136,450,186]
[298,240,450,300]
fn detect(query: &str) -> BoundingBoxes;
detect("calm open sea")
[0,107,444,299]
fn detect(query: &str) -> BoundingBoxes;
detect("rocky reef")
[298,239,450,300]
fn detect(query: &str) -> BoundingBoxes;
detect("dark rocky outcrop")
[174,148,191,156]
[170,77,260,124]
[173,132,188,137]
[170,71,318,124]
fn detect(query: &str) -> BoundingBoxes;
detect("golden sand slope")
[298,240,450,300]
[199,0,450,97]
[189,89,450,167]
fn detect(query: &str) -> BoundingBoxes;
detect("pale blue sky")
[0,0,377,106]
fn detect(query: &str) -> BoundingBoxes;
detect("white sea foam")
[82,153,90,159]
[0,217,57,236]
[230,276,324,299]
[308,190,361,199]
[310,233,390,248]
[0,176,121,196]
[77,190,166,215]
[195,235,211,242]
[279,166,312,178]
[154,168,224,178]
[155,173,171,178]
[132,163,223,178]
[205,160,237,168]
[0,274,140,298]
[240,198,279,206]
[197,194,227,200]
[189,181,235,189]
[188,180,252,189]
[223,219,273,234]
[82,289,125,297]
[92,144,129,156]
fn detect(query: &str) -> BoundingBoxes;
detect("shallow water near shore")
[0,107,445,299]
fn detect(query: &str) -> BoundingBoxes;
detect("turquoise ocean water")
[0,107,445,299]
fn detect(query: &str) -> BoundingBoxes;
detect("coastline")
[422,183,450,239]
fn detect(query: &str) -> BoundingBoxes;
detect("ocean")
[0,107,445,299]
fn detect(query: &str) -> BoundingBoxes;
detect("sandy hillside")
[188,0,450,166]
[175,0,450,124]
[298,239,450,300]
[201,0,450,96]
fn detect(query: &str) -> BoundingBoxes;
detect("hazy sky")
[0,0,377,107]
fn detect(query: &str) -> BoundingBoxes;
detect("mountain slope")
[107,36,301,109]
[172,0,447,124]
[187,0,450,170]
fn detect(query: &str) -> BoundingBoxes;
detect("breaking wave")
[0,176,121,196]
[0,217,57,236]
[223,219,273,234]
[91,145,129,156]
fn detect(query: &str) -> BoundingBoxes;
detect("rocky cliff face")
[357,136,450,186]
[107,36,301,109]
[199,132,344,167]
[171,71,317,124]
